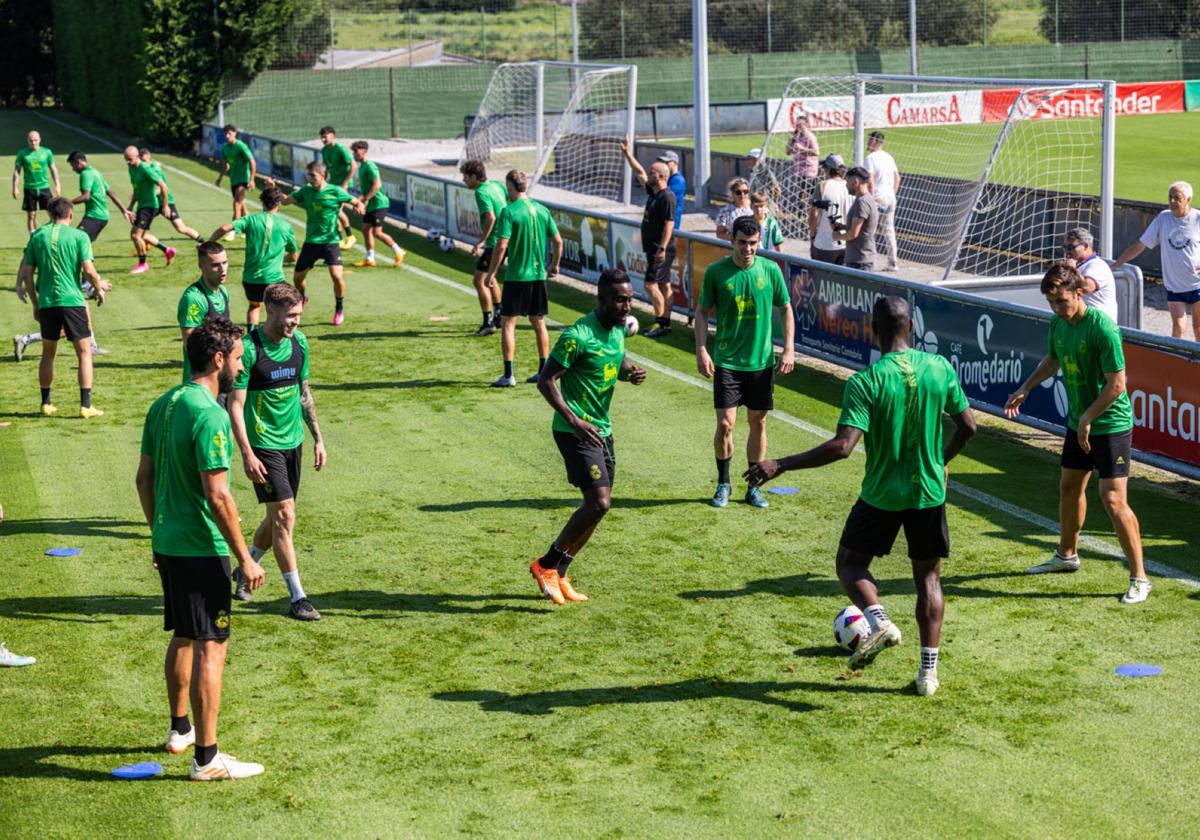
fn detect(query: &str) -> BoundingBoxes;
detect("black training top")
[641,185,677,252]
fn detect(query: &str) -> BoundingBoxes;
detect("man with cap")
[657,150,686,234]
[809,153,851,265]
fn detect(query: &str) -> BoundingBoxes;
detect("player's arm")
[156,178,170,215]
[1077,369,1126,453]
[658,219,675,253]
[547,232,563,279]
[50,163,60,195]
[81,260,109,305]
[17,261,36,310]
[363,175,382,207]
[71,187,90,207]
[135,454,156,527]
[210,222,235,242]
[473,211,495,257]
[227,389,268,484]
[537,358,604,447]
[300,380,327,471]
[619,139,648,186]
[776,300,795,374]
[105,188,131,217]
[943,408,977,466]
[485,238,507,286]
[745,425,864,487]
[248,151,257,187]
[618,356,647,385]
[1004,354,1060,418]
[199,469,264,590]
[693,303,716,378]
[11,160,19,198]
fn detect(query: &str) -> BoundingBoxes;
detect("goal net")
[460,61,638,205]
[751,74,1115,281]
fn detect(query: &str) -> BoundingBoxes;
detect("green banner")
[1187,81,1200,111]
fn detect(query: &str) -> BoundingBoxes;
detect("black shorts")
[500,280,548,317]
[810,246,845,265]
[1061,428,1132,478]
[22,188,51,212]
[295,241,342,271]
[554,431,615,491]
[362,208,388,227]
[164,203,181,221]
[39,306,90,342]
[252,446,302,503]
[133,206,158,230]
[79,216,108,242]
[231,181,249,197]
[242,281,282,303]
[839,498,950,561]
[713,365,774,411]
[645,244,676,285]
[155,552,233,641]
[475,246,501,274]
[1166,289,1200,305]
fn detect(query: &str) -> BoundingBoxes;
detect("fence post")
[747,55,753,99]
[388,68,398,137]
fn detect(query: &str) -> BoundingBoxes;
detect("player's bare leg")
[329,264,346,325]
[711,407,737,506]
[293,269,310,303]
[1099,476,1149,602]
[1057,467,1089,558]
[837,544,902,668]
[745,408,769,507]
[911,555,944,695]
[170,215,202,241]
[190,639,227,758]
[247,300,263,328]
[535,485,611,603]
[26,210,37,235]
[524,315,551,383]
[163,636,195,752]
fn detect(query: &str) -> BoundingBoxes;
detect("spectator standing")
[865,131,900,270]
[809,154,850,266]
[786,111,819,234]
[1113,181,1200,341]
[1064,227,1118,324]
[657,150,686,233]
[715,178,753,242]
[751,192,783,251]
[834,167,879,272]
[621,142,677,337]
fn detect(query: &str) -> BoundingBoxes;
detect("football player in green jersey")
[12,130,60,234]
[139,148,204,243]
[349,140,406,268]
[747,296,976,695]
[318,126,357,249]
[215,124,256,229]
[531,269,646,605]
[459,159,506,335]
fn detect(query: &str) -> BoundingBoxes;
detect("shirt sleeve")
[194,409,233,473]
[549,326,581,369]
[1139,214,1161,249]
[298,332,310,381]
[144,163,164,184]
[771,262,790,306]
[292,187,307,208]
[335,187,354,203]
[837,372,872,432]
[698,263,717,310]
[943,359,970,415]
[1098,319,1126,374]
[233,337,253,390]
[231,215,250,234]
[545,207,559,238]
[495,206,511,241]
[22,237,36,269]
[178,289,205,329]
[284,225,297,253]
[140,404,156,457]
[662,191,677,224]
[1046,320,1058,359]
[80,235,94,264]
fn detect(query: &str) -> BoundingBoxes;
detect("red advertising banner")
[983,82,1186,122]
[1125,342,1200,466]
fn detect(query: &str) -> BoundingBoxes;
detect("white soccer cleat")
[190,752,265,781]
[1120,577,1152,605]
[0,643,35,667]
[1026,553,1081,574]
[165,727,196,754]
[848,621,902,669]
[916,668,939,697]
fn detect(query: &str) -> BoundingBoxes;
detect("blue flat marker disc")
[1115,664,1162,678]
[112,762,163,780]
[767,487,798,495]
[45,547,82,557]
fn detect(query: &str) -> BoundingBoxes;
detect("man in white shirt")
[865,131,900,271]
[1064,227,1118,324]
[1113,180,1200,341]
[808,154,850,265]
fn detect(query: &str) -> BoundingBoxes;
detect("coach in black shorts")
[641,161,677,338]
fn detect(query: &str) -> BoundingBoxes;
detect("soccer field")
[3,109,1200,837]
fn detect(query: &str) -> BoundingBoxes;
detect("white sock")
[283,570,306,603]
[921,647,939,671]
[392,243,403,254]
[864,604,890,631]
[22,333,41,344]
[365,249,375,260]
[248,544,266,562]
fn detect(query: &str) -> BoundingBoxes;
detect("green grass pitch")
[2,109,1200,837]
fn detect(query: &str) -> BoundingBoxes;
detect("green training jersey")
[23,222,93,308]
[128,161,164,209]
[321,142,353,185]
[293,183,353,245]
[698,255,790,372]
[838,348,969,512]
[1047,306,1133,435]
[78,166,110,221]
[495,197,557,282]
[474,179,509,248]
[222,139,254,184]
[357,160,389,212]
[760,215,783,250]
[232,211,297,285]
[549,310,626,438]
[140,383,234,557]
[234,327,310,451]
[15,146,53,190]
[147,162,175,206]
[177,279,231,381]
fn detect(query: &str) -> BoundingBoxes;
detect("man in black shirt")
[640,162,677,337]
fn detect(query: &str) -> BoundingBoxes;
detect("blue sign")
[912,291,1067,429]
[788,263,889,369]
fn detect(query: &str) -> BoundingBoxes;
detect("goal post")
[460,60,638,205]
[751,73,1116,281]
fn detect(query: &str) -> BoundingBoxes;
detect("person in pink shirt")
[786,111,820,238]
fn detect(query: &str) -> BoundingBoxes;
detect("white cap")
[747,148,762,158]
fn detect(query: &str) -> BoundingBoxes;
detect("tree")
[0,0,57,106]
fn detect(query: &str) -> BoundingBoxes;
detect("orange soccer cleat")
[558,576,588,603]
[530,558,564,606]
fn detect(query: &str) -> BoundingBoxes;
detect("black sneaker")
[232,569,253,602]
[473,323,496,337]
[525,372,542,384]
[645,324,671,338]
[289,598,321,621]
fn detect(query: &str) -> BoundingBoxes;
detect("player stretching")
[459,160,507,335]
[210,186,297,327]
[215,124,255,237]
[229,284,327,621]
[123,145,175,274]
[318,126,357,249]
[532,269,646,604]
[1004,264,1149,603]
[178,243,233,382]
[695,215,794,509]
[747,296,976,695]
[349,141,406,268]
[483,170,561,386]
[12,130,60,234]
[268,162,365,326]
[17,197,111,418]
[135,317,267,780]
[139,149,205,243]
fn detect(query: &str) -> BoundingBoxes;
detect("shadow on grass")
[315,330,451,341]
[434,676,899,715]
[0,744,167,782]
[2,517,144,541]
[0,595,156,624]
[313,379,484,392]
[419,497,701,512]
[240,589,551,618]
[678,570,1116,601]
[94,360,178,371]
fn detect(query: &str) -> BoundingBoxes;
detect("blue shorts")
[1166,289,1200,305]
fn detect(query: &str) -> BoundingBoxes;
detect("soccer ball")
[424,228,441,242]
[833,606,870,651]
[438,235,455,253]
[624,314,639,337]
